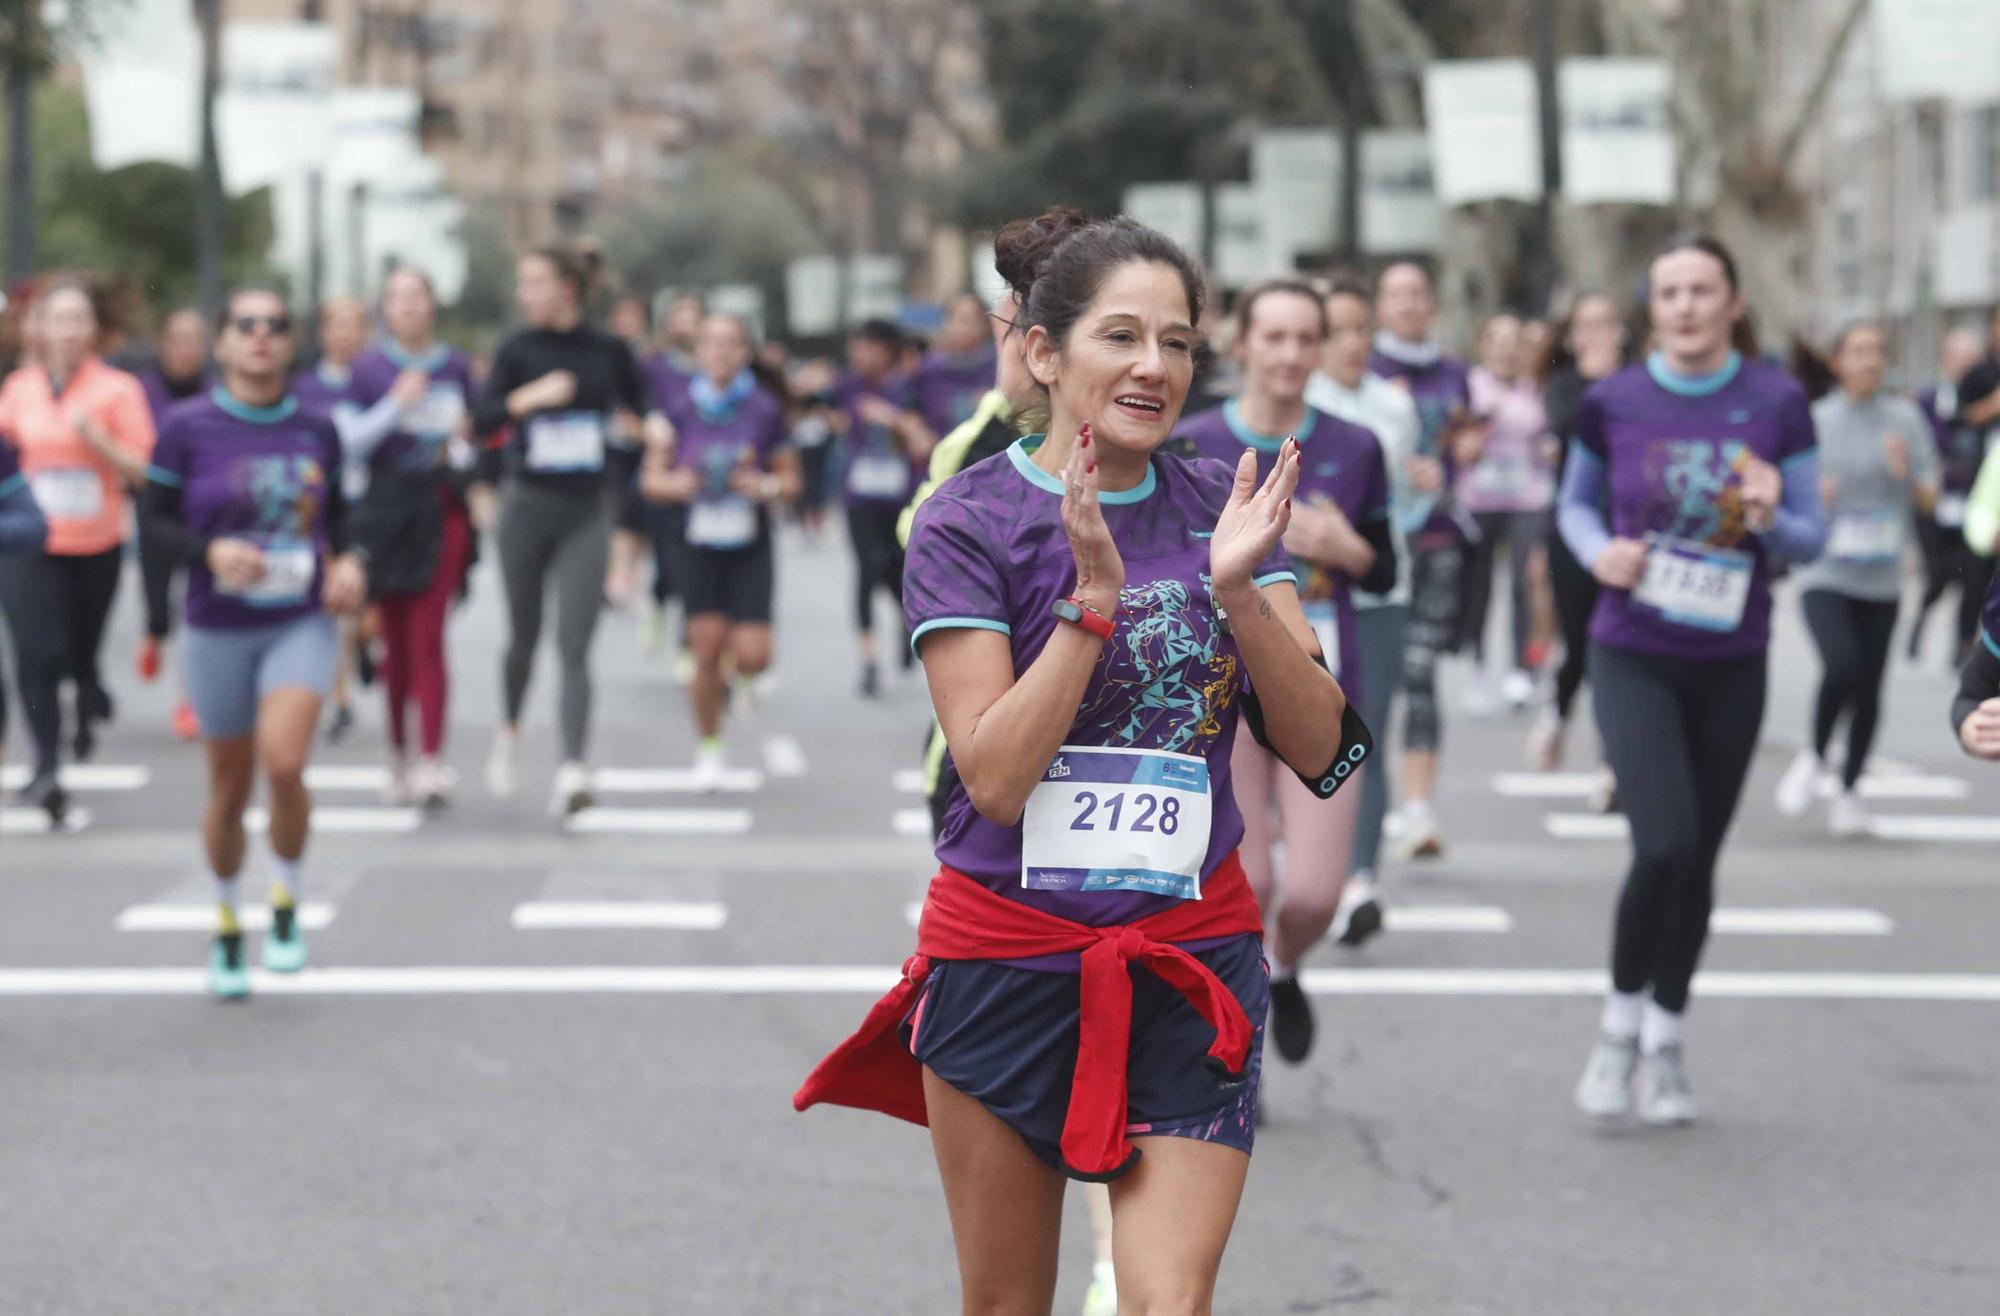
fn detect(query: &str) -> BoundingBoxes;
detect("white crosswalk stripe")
[1709,908,1893,936]
[512,902,729,930]
[892,769,925,795]
[0,807,93,834]
[116,903,337,932]
[0,764,149,791]
[1383,905,1514,934]
[891,808,930,837]
[243,806,422,834]
[591,767,766,794]
[564,808,754,835]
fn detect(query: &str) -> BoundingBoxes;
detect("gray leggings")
[498,480,612,761]
[1350,603,1408,876]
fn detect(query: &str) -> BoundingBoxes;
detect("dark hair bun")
[993,206,1095,305]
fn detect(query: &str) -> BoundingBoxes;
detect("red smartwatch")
[1053,595,1116,640]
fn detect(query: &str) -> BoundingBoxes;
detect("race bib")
[404,383,466,438]
[848,451,910,499]
[525,412,607,473]
[1021,747,1213,901]
[29,468,103,523]
[1634,538,1753,633]
[223,538,316,608]
[1827,510,1903,562]
[686,496,758,549]
[1937,493,1968,528]
[1306,600,1341,679]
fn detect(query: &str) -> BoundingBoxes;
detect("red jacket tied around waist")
[793,854,1265,1179]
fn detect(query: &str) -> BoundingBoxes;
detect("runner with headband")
[640,312,798,788]
[1562,235,1825,1125]
[798,207,1368,1313]
[1177,278,1394,1061]
[1774,320,1938,836]
[141,287,367,998]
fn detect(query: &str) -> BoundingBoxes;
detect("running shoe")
[1502,668,1536,710]
[860,662,881,699]
[1829,790,1870,839]
[1774,749,1819,819]
[1268,975,1316,1064]
[1526,708,1567,771]
[16,770,68,828]
[355,643,377,688]
[209,932,251,999]
[550,761,593,818]
[1390,804,1443,861]
[81,684,113,725]
[1460,669,1499,718]
[326,703,355,746]
[383,757,414,807]
[1574,1032,1639,1119]
[1635,1044,1698,1126]
[73,717,95,764]
[1081,1262,1118,1316]
[262,904,308,973]
[672,648,696,686]
[412,757,452,810]
[137,635,162,682]
[171,696,200,742]
[691,740,728,794]
[1332,874,1383,948]
[485,732,517,799]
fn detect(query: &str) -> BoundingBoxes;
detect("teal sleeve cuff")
[910,616,1012,656]
[1254,571,1300,589]
[146,464,184,488]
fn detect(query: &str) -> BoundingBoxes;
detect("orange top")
[0,356,156,555]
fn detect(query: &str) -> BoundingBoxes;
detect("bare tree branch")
[1774,0,1870,171]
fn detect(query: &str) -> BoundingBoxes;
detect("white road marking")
[303,765,392,791]
[1710,907,1893,936]
[0,807,93,834]
[3,966,2000,1000]
[1382,905,1514,934]
[511,901,729,931]
[1543,813,1630,840]
[563,808,754,836]
[244,806,422,834]
[905,901,923,928]
[0,764,148,791]
[763,736,808,778]
[591,767,766,794]
[116,903,337,933]
[892,808,930,837]
[1504,771,1969,804]
[1492,773,1601,798]
[1867,816,2000,843]
[892,769,925,795]
[1816,776,1969,802]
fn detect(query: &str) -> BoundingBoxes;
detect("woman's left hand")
[1739,454,1781,531]
[1210,440,1300,593]
[322,553,368,616]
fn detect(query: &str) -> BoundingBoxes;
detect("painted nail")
[1087,462,1097,474]
[1283,498,1292,512]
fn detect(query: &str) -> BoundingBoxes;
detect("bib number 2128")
[1021,746,1213,900]
[1069,790,1183,835]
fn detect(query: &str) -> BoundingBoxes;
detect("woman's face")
[516,255,570,327]
[39,289,97,368]
[1648,249,1742,367]
[383,271,435,344]
[320,302,369,363]
[695,314,750,385]
[1568,295,1625,371]
[940,294,987,355]
[1833,325,1887,397]
[1238,290,1322,405]
[1477,314,1523,381]
[160,311,208,378]
[216,291,296,384]
[1027,259,1196,460]
[665,296,705,349]
[1376,263,1434,344]
[1322,293,1372,386]
[847,335,894,380]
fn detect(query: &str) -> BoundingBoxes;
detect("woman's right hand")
[509,370,577,417]
[207,538,266,591]
[1592,536,1649,590]
[1061,425,1124,617]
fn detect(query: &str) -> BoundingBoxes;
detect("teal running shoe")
[210,932,251,999]
[262,904,308,974]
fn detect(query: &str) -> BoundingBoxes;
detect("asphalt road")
[2,519,1997,1315]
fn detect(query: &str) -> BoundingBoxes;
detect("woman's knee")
[1113,1276,1216,1316]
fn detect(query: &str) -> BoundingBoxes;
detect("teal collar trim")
[1009,435,1157,503]
[1647,351,1742,397]
[1222,398,1315,450]
[211,386,298,425]
[382,339,450,372]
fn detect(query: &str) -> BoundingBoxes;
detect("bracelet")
[1052,595,1116,641]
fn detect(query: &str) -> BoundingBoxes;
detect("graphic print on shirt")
[1644,437,1752,547]
[1074,576,1237,753]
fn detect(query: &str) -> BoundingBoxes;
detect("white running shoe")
[1829,789,1870,839]
[1332,874,1384,947]
[1635,1044,1699,1126]
[1502,668,1535,710]
[1080,1261,1117,1316]
[672,649,696,686]
[690,741,728,794]
[1587,764,1619,814]
[1526,708,1567,771]
[1390,803,1443,861]
[412,756,452,809]
[1774,749,1820,819]
[1460,670,1500,718]
[383,755,413,806]
[1575,1033,1639,1119]
[485,732,516,799]
[550,760,593,818]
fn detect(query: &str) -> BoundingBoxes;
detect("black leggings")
[1460,510,1541,665]
[1591,643,1766,1015]
[138,520,180,639]
[1401,543,1463,754]
[1802,589,1899,790]
[847,503,905,636]
[0,548,124,776]
[1548,529,1599,720]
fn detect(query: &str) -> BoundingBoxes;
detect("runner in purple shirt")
[1560,235,1826,1127]
[837,318,935,697]
[912,291,998,439]
[141,287,369,999]
[1172,279,1395,1065]
[1368,260,1474,863]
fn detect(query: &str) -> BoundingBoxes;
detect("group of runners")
[6,205,2000,1314]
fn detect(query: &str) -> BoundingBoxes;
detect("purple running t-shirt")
[648,353,695,413]
[149,389,343,630]
[1369,348,1470,546]
[906,437,1296,929]
[349,343,478,474]
[913,348,997,440]
[662,386,788,549]
[1574,355,1817,660]
[1175,401,1388,694]
[835,371,922,507]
